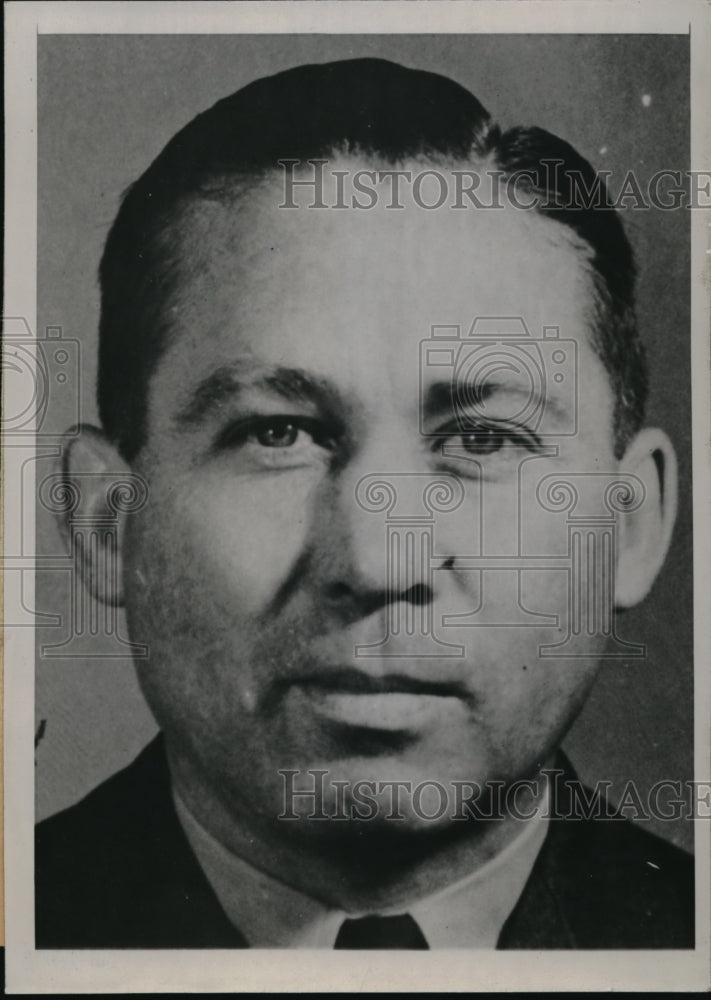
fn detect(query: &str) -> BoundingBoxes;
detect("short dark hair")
[98,57,646,460]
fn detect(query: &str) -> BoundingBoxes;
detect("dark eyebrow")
[176,363,343,426]
[424,379,501,415]
[424,379,568,421]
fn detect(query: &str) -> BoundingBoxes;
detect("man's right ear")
[56,425,139,606]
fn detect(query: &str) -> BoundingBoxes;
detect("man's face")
[124,166,617,834]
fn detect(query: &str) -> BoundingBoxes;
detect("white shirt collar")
[174,785,549,948]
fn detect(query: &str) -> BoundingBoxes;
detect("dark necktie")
[334,914,429,949]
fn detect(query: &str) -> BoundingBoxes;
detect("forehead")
[155,164,600,410]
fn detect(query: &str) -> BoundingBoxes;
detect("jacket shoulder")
[501,767,695,949]
[35,737,242,948]
[565,811,695,947]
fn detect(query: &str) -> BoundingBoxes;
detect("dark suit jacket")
[35,736,694,949]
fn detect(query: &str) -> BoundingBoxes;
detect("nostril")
[323,581,436,612]
[402,583,433,606]
[325,582,353,603]
[323,581,388,621]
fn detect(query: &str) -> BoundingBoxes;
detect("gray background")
[34,33,693,849]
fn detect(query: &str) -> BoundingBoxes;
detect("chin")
[282,796,469,855]
[277,749,494,830]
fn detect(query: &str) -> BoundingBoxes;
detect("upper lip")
[296,666,470,700]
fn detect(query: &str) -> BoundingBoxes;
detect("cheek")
[473,651,600,780]
[445,545,602,778]
[126,470,318,620]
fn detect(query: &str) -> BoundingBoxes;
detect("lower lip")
[308,691,465,730]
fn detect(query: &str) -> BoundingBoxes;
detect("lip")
[296,666,470,701]
[305,690,466,730]
[284,666,473,731]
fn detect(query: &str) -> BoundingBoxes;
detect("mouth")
[290,667,471,731]
[298,667,469,700]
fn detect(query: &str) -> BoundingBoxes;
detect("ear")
[615,427,678,608]
[57,425,135,606]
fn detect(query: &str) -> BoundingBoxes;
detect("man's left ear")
[615,427,678,608]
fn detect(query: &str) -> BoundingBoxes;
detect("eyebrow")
[178,363,571,429]
[424,379,569,422]
[176,363,343,426]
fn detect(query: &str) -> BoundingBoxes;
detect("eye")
[253,418,301,448]
[213,414,339,469]
[457,424,507,456]
[432,418,541,463]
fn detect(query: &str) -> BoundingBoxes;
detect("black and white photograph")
[4,0,711,992]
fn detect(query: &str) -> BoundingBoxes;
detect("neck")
[167,747,553,913]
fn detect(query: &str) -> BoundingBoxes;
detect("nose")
[312,465,463,622]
